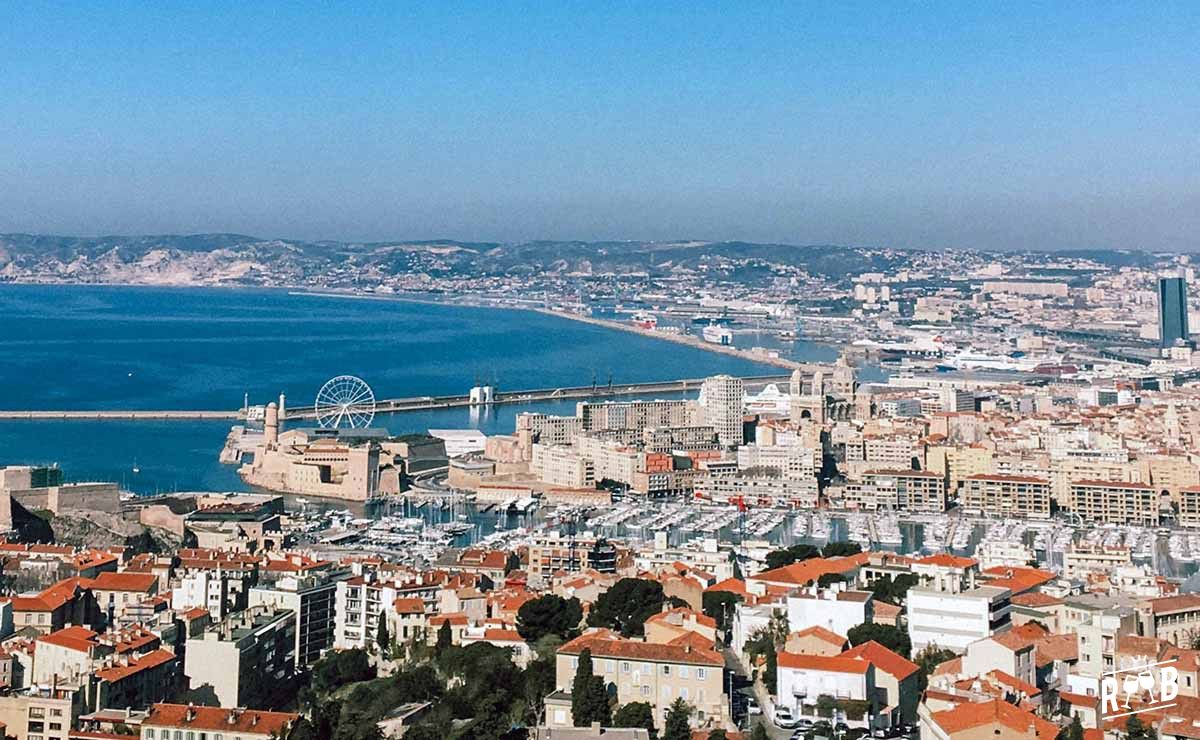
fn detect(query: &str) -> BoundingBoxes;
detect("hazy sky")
[1,2,1198,250]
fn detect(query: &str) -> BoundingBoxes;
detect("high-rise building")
[701,374,744,446]
[1158,276,1190,348]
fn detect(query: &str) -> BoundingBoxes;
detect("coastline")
[1,280,829,373]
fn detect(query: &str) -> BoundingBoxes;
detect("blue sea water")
[0,285,840,494]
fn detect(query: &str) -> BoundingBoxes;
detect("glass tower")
[1159,276,1190,348]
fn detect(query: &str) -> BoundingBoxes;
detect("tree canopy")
[571,648,611,727]
[702,590,743,633]
[662,698,693,740]
[764,544,821,570]
[847,623,912,659]
[517,594,583,642]
[588,578,665,636]
[821,541,863,558]
[613,702,657,740]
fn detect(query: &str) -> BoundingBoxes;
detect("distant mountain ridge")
[0,233,1159,287]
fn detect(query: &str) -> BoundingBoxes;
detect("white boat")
[702,324,734,345]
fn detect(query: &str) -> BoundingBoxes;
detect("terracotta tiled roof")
[559,632,724,667]
[981,567,1055,595]
[1011,592,1062,608]
[842,640,919,681]
[144,704,297,735]
[91,571,158,593]
[915,553,978,569]
[1147,593,1200,615]
[705,577,748,596]
[929,699,1058,740]
[777,651,870,675]
[792,626,848,648]
[95,649,176,682]
[751,553,870,586]
[37,626,98,653]
[393,598,426,615]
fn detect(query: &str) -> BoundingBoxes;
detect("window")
[679,665,689,679]
[641,685,650,696]
[621,661,630,673]
[662,665,671,676]
[697,668,707,680]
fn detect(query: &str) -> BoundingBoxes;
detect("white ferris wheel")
[314,375,376,429]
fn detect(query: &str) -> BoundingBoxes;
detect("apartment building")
[907,585,1012,654]
[1068,480,1160,525]
[531,444,595,488]
[579,399,697,432]
[958,474,1051,519]
[184,606,296,708]
[334,575,398,649]
[248,572,338,667]
[862,470,946,512]
[556,631,726,727]
[140,704,298,740]
[776,652,877,729]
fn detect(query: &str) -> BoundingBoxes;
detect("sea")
[0,284,840,495]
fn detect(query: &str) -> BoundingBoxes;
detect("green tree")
[764,648,778,695]
[311,649,375,695]
[523,655,558,727]
[764,544,821,570]
[1057,715,1085,740]
[436,620,453,652]
[662,698,692,740]
[505,551,522,574]
[571,649,611,727]
[847,622,912,659]
[821,541,863,558]
[750,722,769,740]
[375,618,390,654]
[817,573,847,587]
[871,573,918,605]
[914,645,957,692]
[1125,716,1156,740]
[708,731,729,740]
[613,702,658,740]
[702,590,743,633]
[588,578,665,636]
[518,594,584,641]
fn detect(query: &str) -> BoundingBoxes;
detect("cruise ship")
[702,324,734,345]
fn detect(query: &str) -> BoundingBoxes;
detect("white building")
[171,571,230,621]
[776,652,876,728]
[787,586,873,638]
[701,375,745,447]
[334,575,399,650]
[907,585,1012,654]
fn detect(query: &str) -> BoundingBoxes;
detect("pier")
[0,373,805,422]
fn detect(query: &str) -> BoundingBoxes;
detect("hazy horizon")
[2,3,1197,251]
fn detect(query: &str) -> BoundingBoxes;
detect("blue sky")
[1,2,1197,250]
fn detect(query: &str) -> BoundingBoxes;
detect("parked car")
[835,722,851,733]
[774,706,800,729]
[796,719,815,729]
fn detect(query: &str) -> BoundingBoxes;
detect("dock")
[0,372,805,422]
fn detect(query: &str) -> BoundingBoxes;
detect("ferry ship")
[702,324,734,345]
[630,311,657,330]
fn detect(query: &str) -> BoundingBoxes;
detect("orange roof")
[482,628,523,642]
[1147,593,1200,614]
[91,571,158,593]
[95,649,176,682]
[915,553,978,569]
[842,640,918,681]
[777,651,870,675]
[751,553,870,586]
[1011,592,1062,608]
[929,699,1058,740]
[37,626,98,653]
[559,632,723,667]
[705,577,748,596]
[429,612,469,627]
[981,566,1055,594]
[645,607,717,630]
[144,704,297,735]
[792,625,848,648]
[393,598,426,615]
